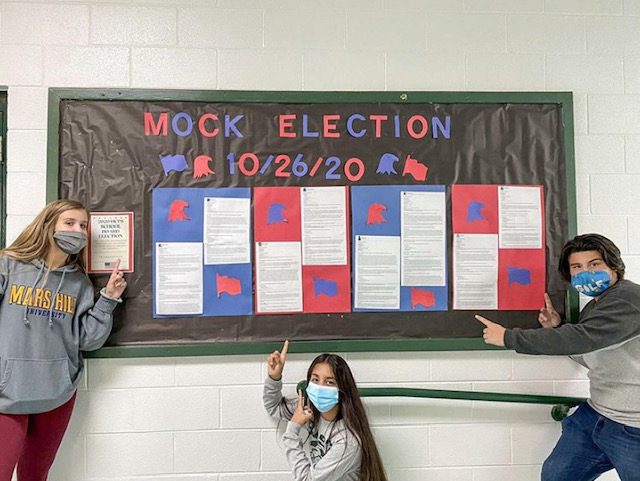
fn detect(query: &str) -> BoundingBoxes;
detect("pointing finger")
[280,340,289,362]
[544,293,553,309]
[475,315,493,326]
[109,259,122,280]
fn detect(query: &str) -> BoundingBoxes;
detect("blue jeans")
[542,403,640,481]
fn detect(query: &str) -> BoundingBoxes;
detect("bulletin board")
[47,89,576,357]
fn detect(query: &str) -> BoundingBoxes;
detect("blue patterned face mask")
[306,382,339,413]
[571,270,612,297]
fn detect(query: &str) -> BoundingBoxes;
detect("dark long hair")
[305,354,387,481]
[558,233,625,282]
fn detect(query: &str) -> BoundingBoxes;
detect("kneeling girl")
[264,340,387,481]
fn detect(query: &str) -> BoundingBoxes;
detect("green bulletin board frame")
[47,89,577,358]
[0,88,7,248]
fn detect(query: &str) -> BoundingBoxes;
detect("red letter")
[198,113,219,137]
[144,112,168,136]
[370,115,388,138]
[407,115,428,139]
[323,114,341,138]
[279,114,296,138]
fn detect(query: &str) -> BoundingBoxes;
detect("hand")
[291,391,313,426]
[104,259,127,299]
[538,293,561,328]
[267,340,289,381]
[475,315,506,347]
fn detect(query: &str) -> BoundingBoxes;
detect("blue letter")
[346,114,366,138]
[225,114,245,138]
[302,114,320,138]
[432,116,451,139]
[171,112,193,137]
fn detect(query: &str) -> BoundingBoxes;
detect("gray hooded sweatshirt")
[504,279,640,427]
[0,255,118,414]
[264,376,361,481]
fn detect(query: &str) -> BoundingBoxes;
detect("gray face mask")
[53,231,87,255]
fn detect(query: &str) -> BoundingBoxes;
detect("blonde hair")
[2,199,89,272]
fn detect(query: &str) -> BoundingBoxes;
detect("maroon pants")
[0,393,76,481]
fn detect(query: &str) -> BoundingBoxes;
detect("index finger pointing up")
[108,259,122,280]
[280,339,289,361]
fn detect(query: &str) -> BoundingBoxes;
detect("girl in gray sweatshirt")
[0,199,127,481]
[264,341,387,481]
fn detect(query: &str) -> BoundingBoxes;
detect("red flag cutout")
[216,273,241,297]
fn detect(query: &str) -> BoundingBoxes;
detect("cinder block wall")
[2,1,638,479]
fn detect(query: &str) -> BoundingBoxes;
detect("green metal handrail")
[297,381,585,421]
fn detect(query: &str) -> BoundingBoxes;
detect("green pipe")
[298,381,585,421]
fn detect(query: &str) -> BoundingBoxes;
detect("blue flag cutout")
[160,154,189,176]
[314,278,338,298]
[507,266,531,286]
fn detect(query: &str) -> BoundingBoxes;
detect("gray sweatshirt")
[0,255,118,414]
[504,279,640,427]
[263,376,362,481]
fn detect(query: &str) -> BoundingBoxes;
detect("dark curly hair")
[558,233,625,282]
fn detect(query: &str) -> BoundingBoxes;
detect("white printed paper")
[301,186,347,266]
[88,212,133,273]
[498,186,542,249]
[203,197,251,265]
[401,190,446,286]
[453,234,498,310]
[155,242,203,315]
[355,235,400,310]
[256,241,303,313]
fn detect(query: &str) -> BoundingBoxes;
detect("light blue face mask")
[571,270,612,297]
[306,381,339,413]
